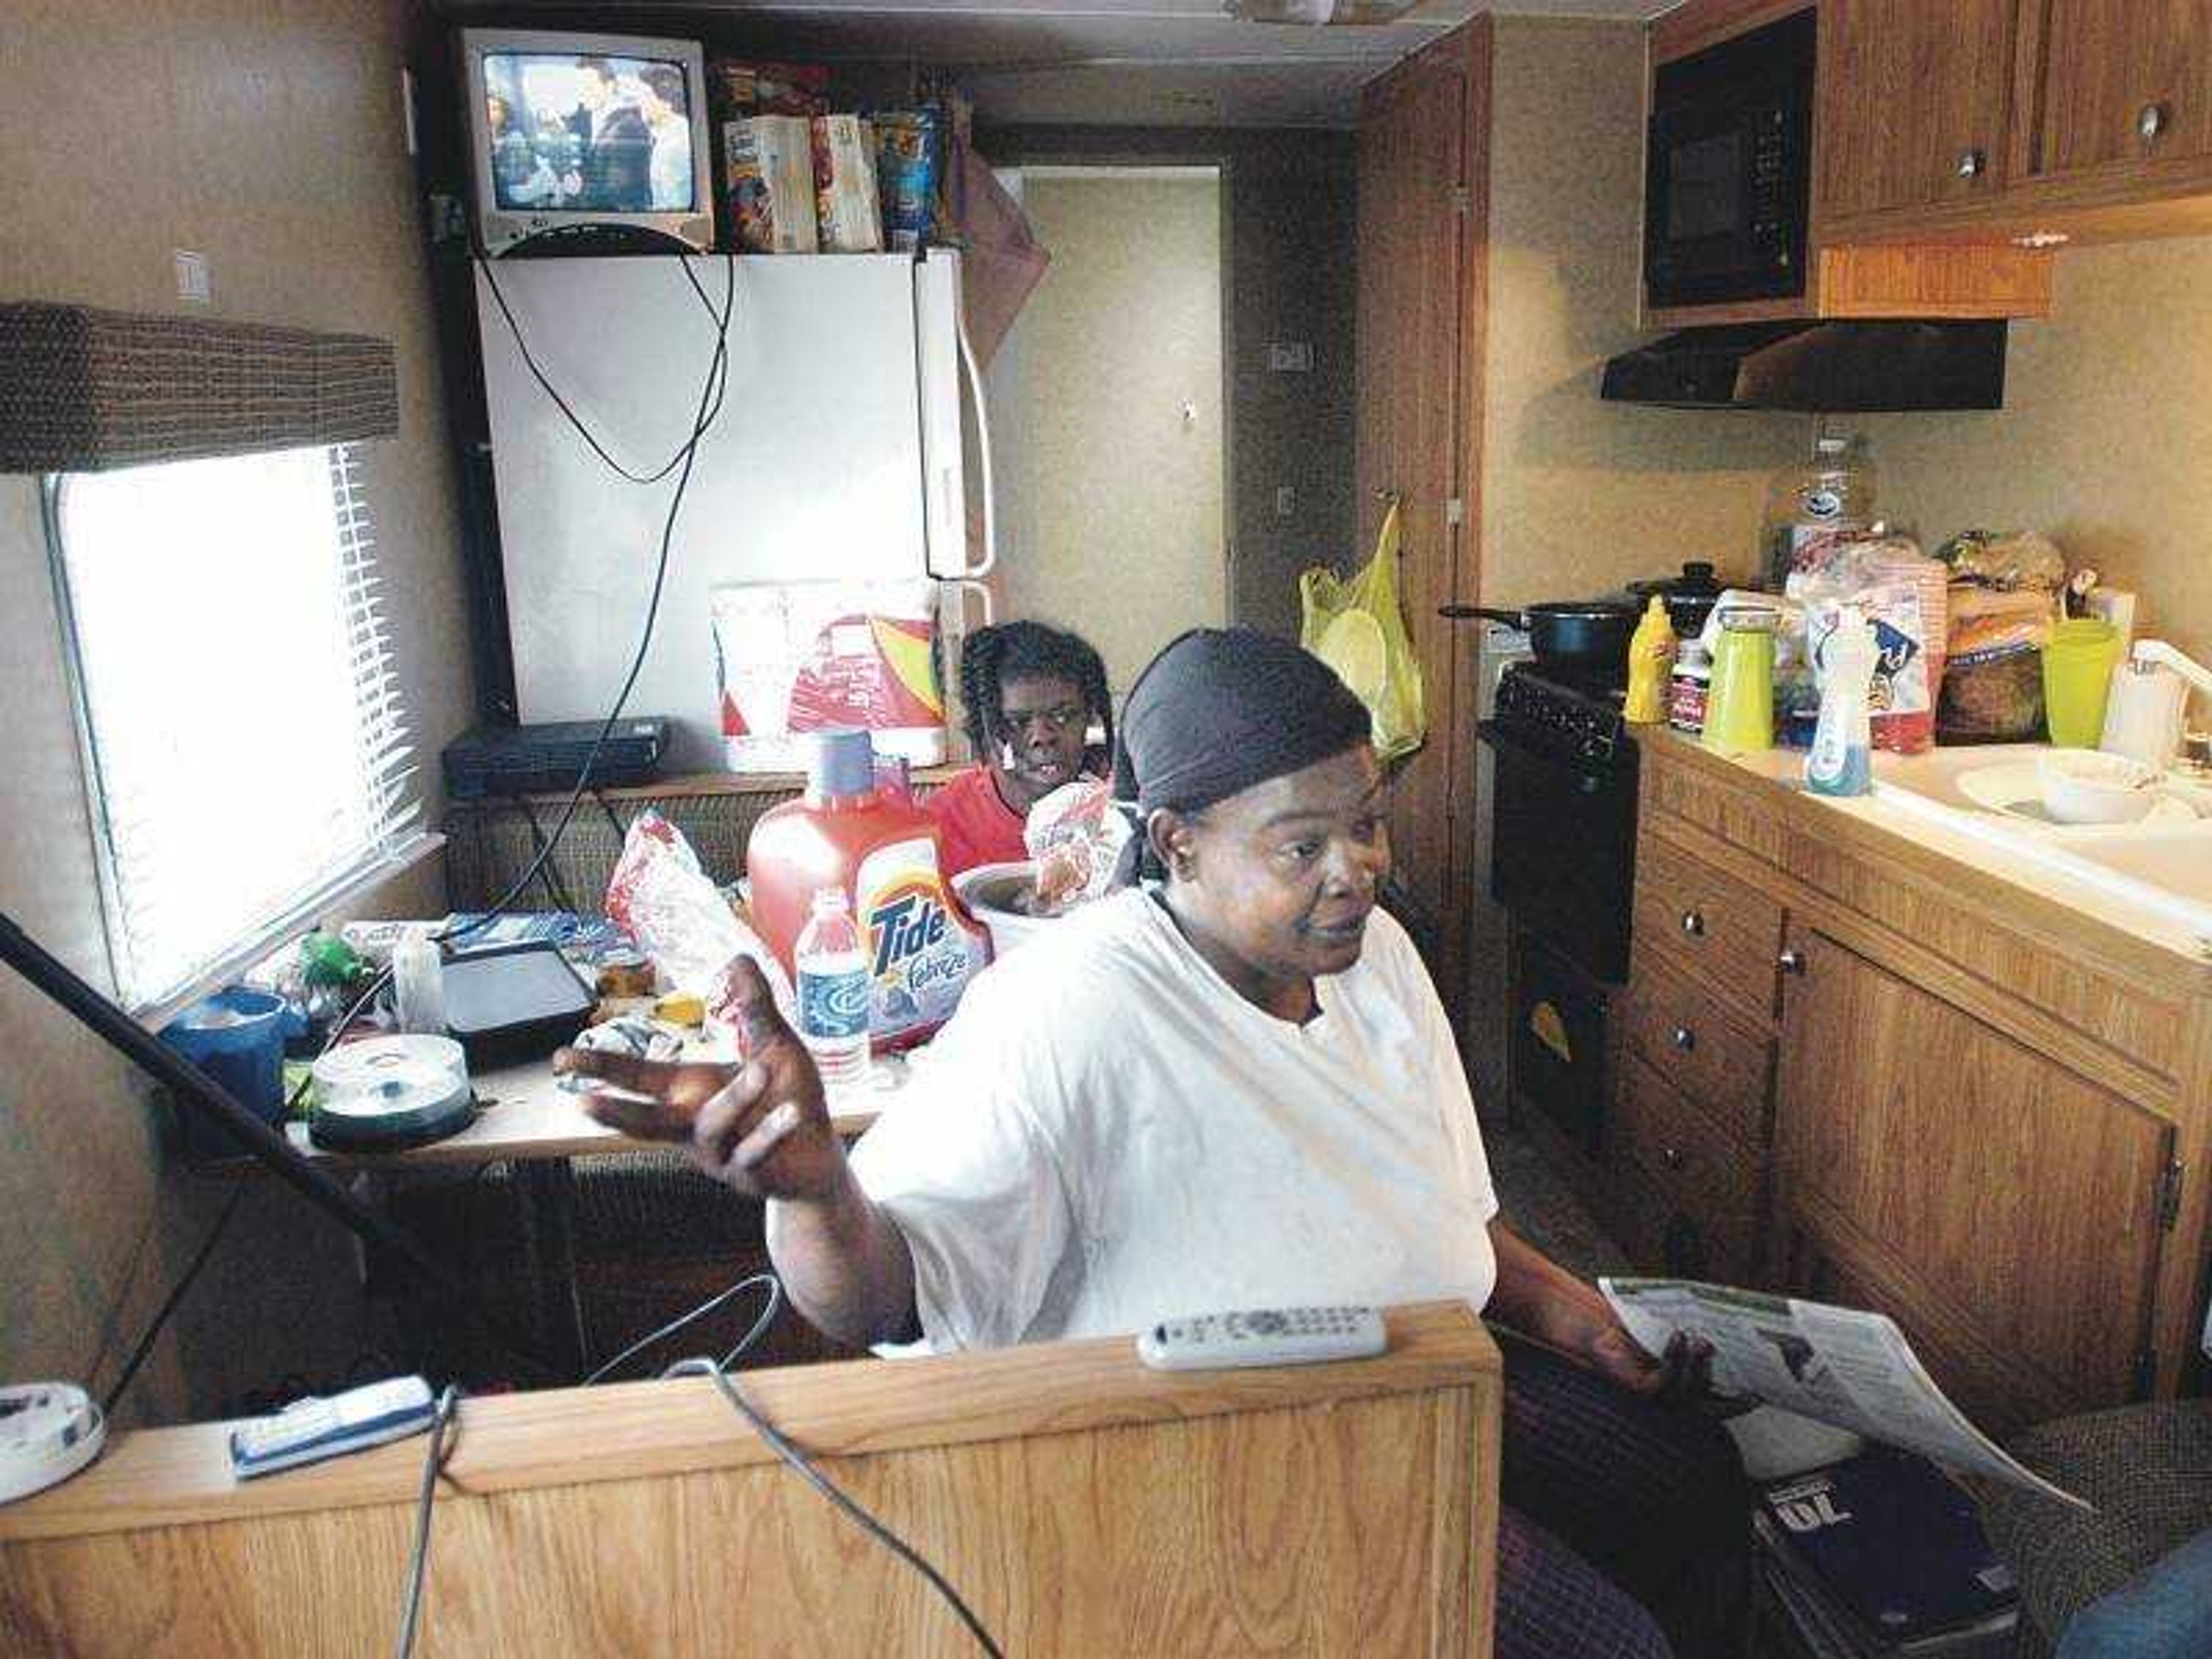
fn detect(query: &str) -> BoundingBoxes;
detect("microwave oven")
[1643,7,1815,313]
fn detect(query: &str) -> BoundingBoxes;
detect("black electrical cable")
[665,1355,1006,1659]
[394,1383,462,1659]
[97,1181,250,1416]
[442,252,736,951]
[0,911,558,1391]
[591,787,628,847]
[509,793,578,915]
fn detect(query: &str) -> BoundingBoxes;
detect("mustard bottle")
[1623,596,1677,725]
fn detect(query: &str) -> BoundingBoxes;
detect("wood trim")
[0,1314,1499,1656]
[0,1302,1497,1545]
[1649,0,1815,67]
[1810,242,2054,317]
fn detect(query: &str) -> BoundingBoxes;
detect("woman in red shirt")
[926,622,1112,876]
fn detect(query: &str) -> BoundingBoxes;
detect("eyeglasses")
[995,703,1088,736]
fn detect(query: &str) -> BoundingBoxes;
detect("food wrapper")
[603,812,796,1034]
[1937,529,2066,594]
[557,1013,683,1098]
[706,60,830,119]
[1788,535,1946,753]
[1022,779,1130,912]
[873,109,942,251]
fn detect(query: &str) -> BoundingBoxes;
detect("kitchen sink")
[2063,827,2212,906]
[1865,743,2212,941]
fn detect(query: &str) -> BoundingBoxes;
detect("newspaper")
[1601,1278,2089,1510]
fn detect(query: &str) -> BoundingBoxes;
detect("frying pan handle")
[1438,605,1524,626]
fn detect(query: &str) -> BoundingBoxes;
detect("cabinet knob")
[1956,147,1986,179]
[1680,910,1706,937]
[1671,1025,1697,1052]
[1779,946,1807,976]
[1660,1145,1685,1172]
[2139,102,2169,144]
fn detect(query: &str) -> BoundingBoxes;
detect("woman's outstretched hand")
[552,957,846,1202]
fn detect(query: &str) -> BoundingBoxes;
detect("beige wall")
[1479,18,1803,605]
[1858,236,2212,670]
[1004,173,1227,692]
[0,2,471,1421]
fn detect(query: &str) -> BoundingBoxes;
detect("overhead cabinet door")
[2021,0,2212,180]
[1815,0,2020,221]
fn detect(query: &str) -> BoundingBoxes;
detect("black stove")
[1476,660,1643,1157]
[1491,662,1633,770]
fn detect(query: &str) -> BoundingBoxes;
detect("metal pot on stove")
[1624,561,1726,637]
[1439,598,1640,671]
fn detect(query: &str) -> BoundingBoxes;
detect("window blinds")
[51,444,422,1011]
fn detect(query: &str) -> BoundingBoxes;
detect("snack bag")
[873,109,942,251]
[1022,778,1131,911]
[603,812,797,1027]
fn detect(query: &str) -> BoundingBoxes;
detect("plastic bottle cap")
[810,729,876,800]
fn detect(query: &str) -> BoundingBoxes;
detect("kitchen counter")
[1619,725,2212,1429]
[1641,724,2212,978]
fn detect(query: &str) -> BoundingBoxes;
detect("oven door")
[1477,719,1637,985]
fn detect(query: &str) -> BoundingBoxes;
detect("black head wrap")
[1110,628,1372,883]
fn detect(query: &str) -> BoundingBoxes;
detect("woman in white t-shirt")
[558,628,1747,1657]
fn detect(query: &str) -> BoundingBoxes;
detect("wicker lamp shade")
[0,302,398,473]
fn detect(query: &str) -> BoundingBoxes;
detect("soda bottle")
[793,886,874,1104]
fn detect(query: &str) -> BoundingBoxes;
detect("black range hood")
[1600,319,2008,412]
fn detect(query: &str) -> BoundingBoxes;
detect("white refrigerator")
[474,250,991,772]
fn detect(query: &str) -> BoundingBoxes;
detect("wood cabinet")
[1600,732,2212,1436]
[1774,930,2177,1430]
[1664,0,2212,275]
[2021,0,2212,183]
[1814,0,2020,221]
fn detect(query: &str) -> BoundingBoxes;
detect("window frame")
[40,448,440,1025]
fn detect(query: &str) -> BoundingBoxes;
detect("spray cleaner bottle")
[1806,605,1877,798]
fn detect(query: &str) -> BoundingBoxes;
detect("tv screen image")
[461,29,715,255]
[483,51,695,214]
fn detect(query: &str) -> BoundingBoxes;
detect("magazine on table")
[1600,1278,2089,1511]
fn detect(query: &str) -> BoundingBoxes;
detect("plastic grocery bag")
[1299,500,1427,762]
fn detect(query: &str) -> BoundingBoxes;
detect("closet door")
[1356,19,1488,1015]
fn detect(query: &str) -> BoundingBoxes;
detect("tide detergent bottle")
[747,729,988,1051]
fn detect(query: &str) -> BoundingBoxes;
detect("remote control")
[229,1375,437,1480]
[1136,1306,1387,1372]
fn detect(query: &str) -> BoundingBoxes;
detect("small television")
[460,28,716,257]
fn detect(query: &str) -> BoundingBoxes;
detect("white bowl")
[2035,749,2160,825]
[952,861,1059,956]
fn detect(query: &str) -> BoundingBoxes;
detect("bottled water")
[794,887,874,1103]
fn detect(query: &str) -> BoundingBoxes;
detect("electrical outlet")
[1266,342,1314,373]
[173,251,211,304]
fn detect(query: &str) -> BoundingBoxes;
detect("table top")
[247,1052,892,1172]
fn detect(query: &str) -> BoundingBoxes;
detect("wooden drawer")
[1622,959,1775,1148]
[1634,829,1787,1018]
[1607,1166,1760,1289]
[1613,1051,1764,1220]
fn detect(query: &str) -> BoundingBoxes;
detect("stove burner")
[1493,662,1634,768]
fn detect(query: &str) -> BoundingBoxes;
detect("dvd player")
[441,718,671,800]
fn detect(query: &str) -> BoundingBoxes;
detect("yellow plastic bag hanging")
[1299,499,1427,762]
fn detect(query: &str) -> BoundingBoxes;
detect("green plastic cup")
[2040,619,2123,748]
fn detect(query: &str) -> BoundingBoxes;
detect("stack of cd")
[309,1035,474,1152]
